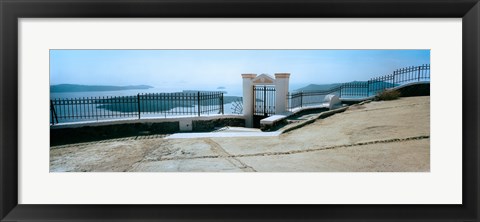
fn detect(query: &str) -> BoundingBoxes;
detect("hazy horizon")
[50,49,430,95]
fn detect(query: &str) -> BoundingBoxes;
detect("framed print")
[1,0,479,221]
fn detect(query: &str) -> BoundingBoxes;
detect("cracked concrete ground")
[50,96,430,172]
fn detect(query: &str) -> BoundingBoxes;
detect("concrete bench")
[260,114,288,131]
[261,114,287,124]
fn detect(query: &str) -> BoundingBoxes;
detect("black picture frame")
[1,0,479,221]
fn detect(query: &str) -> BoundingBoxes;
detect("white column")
[242,74,256,128]
[274,73,290,114]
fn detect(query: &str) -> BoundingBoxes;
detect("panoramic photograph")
[49,49,430,172]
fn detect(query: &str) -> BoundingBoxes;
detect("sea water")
[50,86,243,124]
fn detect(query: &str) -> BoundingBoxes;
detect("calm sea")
[50,87,244,117]
[50,87,243,99]
[49,83,309,100]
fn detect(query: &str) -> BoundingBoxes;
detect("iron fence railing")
[340,81,370,98]
[288,86,342,110]
[288,64,430,111]
[253,85,276,116]
[50,91,224,125]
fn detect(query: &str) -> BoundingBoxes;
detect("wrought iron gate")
[253,85,276,128]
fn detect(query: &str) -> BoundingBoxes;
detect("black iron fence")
[50,91,224,125]
[288,64,430,111]
[253,85,276,116]
[288,86,342,110]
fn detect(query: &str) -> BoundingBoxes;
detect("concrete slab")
[166,131,281,139]
[216,127,262,132]
[129,158,246,172]
[236,139,430,172]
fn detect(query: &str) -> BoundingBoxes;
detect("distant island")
[51,84,153,93]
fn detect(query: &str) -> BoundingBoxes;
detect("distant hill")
[51,84,153,93]
[295,83,342,92]
[295,81,397,92]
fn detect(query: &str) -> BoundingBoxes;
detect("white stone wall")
[242,74,257,128]
[242,73,291,128]
[274,73,290,114]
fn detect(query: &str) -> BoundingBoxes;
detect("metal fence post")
[220,92,224,115]
[417,65,421,81]
[137,93,141,119]
[392,71,396,86]
[50,100,58,125]
[197,91,201,116]
[367,80,371,96]
[300,91,303,107]
[50,101,54,125]
[339,84,343,98]
[263,86,267,116]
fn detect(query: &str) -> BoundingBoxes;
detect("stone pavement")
[50,96,430,172]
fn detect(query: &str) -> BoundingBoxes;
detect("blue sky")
[50,49,430,92]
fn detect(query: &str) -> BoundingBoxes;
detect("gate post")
[242,74,257,128]
[274,73,290,114]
